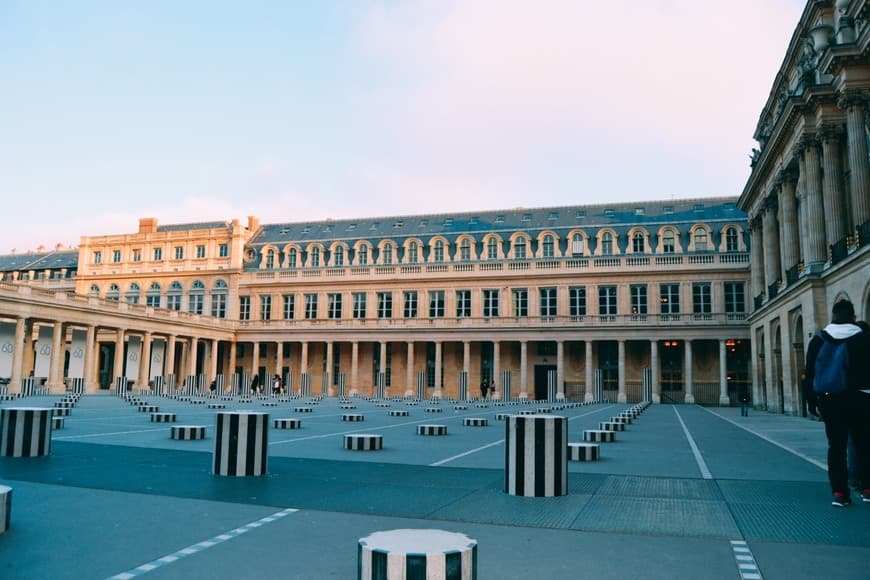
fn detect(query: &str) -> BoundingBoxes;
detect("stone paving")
[0,394,868,579]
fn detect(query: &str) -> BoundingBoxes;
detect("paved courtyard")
[0,394,868,579]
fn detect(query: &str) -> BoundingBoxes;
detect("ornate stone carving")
[819,123,845,142]
[837,89,868,111]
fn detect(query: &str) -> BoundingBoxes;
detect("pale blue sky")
[1,0,806,253]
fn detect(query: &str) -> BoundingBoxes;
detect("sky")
[0,0,808,254]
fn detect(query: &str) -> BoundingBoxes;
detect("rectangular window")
[693,282,712,319]
[283,294,295,320]
[598,285,617,319]
[569,286,586,319]
[174,246,184,260]
[112,250,121,263]
[724,282,745,318]
[93,251,102,264]
[483,289,499,317]
[239,296,251,321]
[456,290,471,317]
[219,243,228,257]
[189,294,204,315]
[403,291,418,318]
[630,284,648,319]
[304,293,318,319]
[146,294,160,308]
[539,287,557,317]
[353,292,367,319]
[196,245,206,258]
[660,283,680,318]
[211,294,227,318]
[429,290,445,318]
[512,288,528,317]
[132,249,141,262]
[153,247,163,261]
[167,294,181,311]
[260,295,272,320]
[377,292,392,318]
[328,293,342,319]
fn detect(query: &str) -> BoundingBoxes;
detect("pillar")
[778,171,800,274]
[114,329,125,382]
[617,340,626,403]
[684,340,694,404]
[325,341,334,396]
[749,217,765,300]
[556,340,565,400]
[802,138,827,264]
[188,338,198,378]
[492,341,501,400]
[519,340,528,399]
[719,339,729,406]
[228,341,237,378]
[761,194,781,291]
[299,342,307,376]
[796,152,809,264]
[350,341,359,396]
[9,318,27,394]
[584,341,594,402]
[84,325,97,392]
[405,342,415,397]
[252,341,261,380]
[651,340,660,404]
[166,335,177,378]
[840,91,870,228]
[47,321,65,392]
[821,125,848,247]
[433,341,443,398]
[379,340,387,397]
[138,331,152,390]
[209,339,219,386]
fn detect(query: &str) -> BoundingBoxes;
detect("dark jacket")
[804,322,869,404]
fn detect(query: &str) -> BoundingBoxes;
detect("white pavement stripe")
[104,508,298,579]
[429,439,505,466]
[54,428,170,440]
[730,540,763,580]
[699,407,826,471]
[673,407,712,479]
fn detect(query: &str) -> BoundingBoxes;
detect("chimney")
[247,216,260,231]
[139,218,158,234]
[55,243,64,251]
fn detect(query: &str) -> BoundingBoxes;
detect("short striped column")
[273,418,302,430]
[1,408,53,457]
[342,414,365,422]
[52,407,70,417]
[139,405,159,413]
[0,485,10,535]
[294,407,313,413]
[151,412,177,423]
[344,434,382,450]
[463,418,488,427]
[358,529,477,580]
[568,443,600,461]
[213,411,269,477]
[417,425,447,436]
[388,410,409,417]
[171,425,206,440]
[505,414,567,497]
[584,429,615,442]
[51,416,64,429]
[599,421,625,432]
[425,407,442,413]
[208,403,226,409]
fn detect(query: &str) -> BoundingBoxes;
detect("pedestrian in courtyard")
[804,299,870,507]
[251,373,261,394]
[272,374,283,395]
[738,387,751,416]
[480,379,488,400]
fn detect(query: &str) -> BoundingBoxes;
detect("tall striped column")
[212,411,269,476]
[0,485,10,534]
[505,414,567,497]
[1,408,53,457]
[358,529,477,580]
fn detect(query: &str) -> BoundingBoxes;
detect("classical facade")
[0,199,751,404]
[738,0,870,415]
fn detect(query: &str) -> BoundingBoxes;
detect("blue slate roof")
[0,250,79,272]
[156,221,230,232]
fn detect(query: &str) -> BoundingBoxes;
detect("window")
[358,246,368,265]
[456,290,471,317]
[353,292,367,319]
[630,284,648,318]
[598,285,617,318]
[569,286,586,319]
[512,288,528,317]
[107,284,120,301]
[89,284,100,296]
[572,234,584,256]
[126,283,140,304]
[304,293,318,319]
[724,282,745,318]
[632,232,645,253]
[146,282,161,308]
[174,246,184,260]
[288,248,297,268]
[429,290,445,317]
[196,245,206,259]
[378,292,392,318]
[328,293,342,319]
[153,247,163,261]
[663,230,675,253]
[487,238,498,260]
[601,232,613,255]
[660,283,680,317]
[540,287,557,317]
[404,291,418,318]
[693,282,712,319]
[483,289,499,317]
[310,247,320,267]
[132,249,141,262]
[112,250,121,263]
[382,244,393,265]
[219,243,228,257]
[726,227,739,252]
[260,295,272,320]
[211,293,227,318]
[265,249,275,269]
[334,246,344,266]
[167,281,183,311]
[408,242,419,264]
[694,229,708,251]
[189,281,205,314]
[433,240,444,262]
[239,296,251,320]
[459,239,471,261]
[514,238,527,259]
[93,251,102,264]
[283,294,295,319]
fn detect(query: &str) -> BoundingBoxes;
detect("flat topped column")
[841,92,870,227]
[684,341,695,404]
[213,411,268,476]
[519,341,528,399]
[505,414,567,497]
[358,529,477,580]
[1,408,53,457]
[617,340,626,403]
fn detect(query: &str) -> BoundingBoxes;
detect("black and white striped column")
[505,414,567,497]
[358,529,477,580]
[0,485,10,535]
[344,434,383,450]
[171,425,206,440]
[213,411,269,476]
[417,425,447,436]
[1,408,53,457]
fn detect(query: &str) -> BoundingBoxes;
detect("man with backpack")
[804,299,870,507]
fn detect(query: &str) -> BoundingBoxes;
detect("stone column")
[405,341,415,397]
[778,171,800,274]
[209,339,219,387]
[47,321,65,392]
[433,341,443,398]
[820,125,848,247]
[749,216,765,300]
[166,335,177,378]
[350,341,359,395]
[188,338,198,378]
[379,340,388,397]
[228,341,237,378]
[684,340,694,404]
[492,341,501,400]
[519,340,528,399]
[651,340,661,404]
[138,331,152,390]
[719,339,730,406]
[299,341,307,375]
[802,138,828,264]
[84,325,97,392]
[325,341,334,396]
[617,340,626,403]
[762,194,781,291]
[556,340,565,400]
[796,153,809,264]
[840,91,870,228]
[462,341,470,376]
[584,341,594,402]
[114,329,126,382]
[9,317,27,393]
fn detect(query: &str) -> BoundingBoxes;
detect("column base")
[518,392,529,399]
[490,390,501,400]
[584,393,594,403]
[349,388,359,396]
[433,389,443,398]
[555,393,565,401]
[685,394,695,404]
[617,393,627,404]
[719,396,731,406]
[652,393,661,404]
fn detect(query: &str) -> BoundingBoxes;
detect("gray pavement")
[0,394,867,579]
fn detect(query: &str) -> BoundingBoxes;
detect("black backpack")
[812,332,849,394]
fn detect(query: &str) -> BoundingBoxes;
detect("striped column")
[0,485,10,535]
[213,411,269,476]
[505,414,567,497]
[501,370,511,401]
[70,377,85,395]
[458,371,468,401]
[166,374,176,394]
[300,373,312,397]
[358,529,477,580]
[1,408,53,457]
[416,371,426,401]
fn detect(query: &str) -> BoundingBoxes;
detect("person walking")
[738,387,751,417]
[804,299,870,507]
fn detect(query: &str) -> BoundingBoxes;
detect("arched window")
[460,239,471,261]
[726,227,738,252]
[542,235,554,258]
[265,249,275,269]
[189,280,205,314]
[334,246,344,266]
[572,234,584,256]
[487,238,498,260]
[433,240,444,262]
[288,248,297,268]
[358,246,368,265]
[601,232,613,255]
[632,232,645,253]
[167,281,183,311]
[514,238,527,259]
[125,283,141,304]
[89,284,100,296]
[382,244,393,265]
[146,282,161,308]
[211,279,228,318]
[408,242,419,264]
[695,229,708,251]
[310,247,320,267]
[662,230,675,253]
[107,284,120,301]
